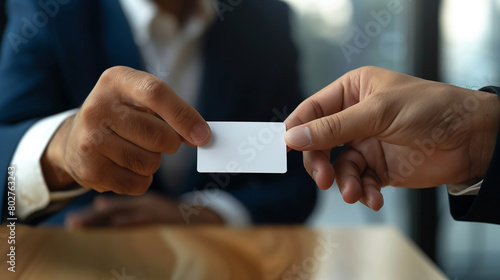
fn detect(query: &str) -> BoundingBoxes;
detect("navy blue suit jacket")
[0,0,317,224]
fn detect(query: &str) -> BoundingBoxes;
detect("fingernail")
[191,123,210,145]
[285,127,312,148]
[367,199,373,210]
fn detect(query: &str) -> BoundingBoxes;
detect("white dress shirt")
[447,180,482,196]
[9,0,251,226]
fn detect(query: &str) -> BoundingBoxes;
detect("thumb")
[285,102,378,151]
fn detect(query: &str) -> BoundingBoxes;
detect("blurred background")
[0,0,498,279]
[280,0,500,279]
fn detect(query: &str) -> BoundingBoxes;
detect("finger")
[66,196,138,229]
[360,170,384,211]
[303,150,335,190]
[110,213,136,227]
[350,137,389,186]
[65,196,138,229]
[285,122,293,153]
[72,154,152,195]
[333,148,367,204]
[95,131,162,176]
[100,66,211,146]
[105,106,182,154]
[92,195,138,214]
[109,211,153,227]
[65,207,109,229]
[285,68,364,130]
[285,101,379,151]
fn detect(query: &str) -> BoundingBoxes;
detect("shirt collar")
[118,0,215,46]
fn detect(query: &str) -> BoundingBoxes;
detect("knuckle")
[79,103,100,124]
[99,66,127,85]
[120,148,142,171]
[124,149,161,176]
[351,66,378,87]
[365,96,389,132]
[102,66,130,79]
[171,104,196,126]
[358,65,378,75]
[153,130,180,154]
[76,126,111,154]
[111,177,132,195]
[316,116,340,140]
[79,106,113,137]
[138,77,167,103]
[359,65,374,72]
[98,69,114,85]
[309,99,325,119]
[75,163,105,187]
[149,126,168,149]
[127,117,160,150]
[76,137,93,155]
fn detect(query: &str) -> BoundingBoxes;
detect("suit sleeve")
[0,0,68,222]
[449,86,500,225]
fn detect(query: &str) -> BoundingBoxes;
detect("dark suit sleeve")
[0,0,68,221]
[449,86,500,225]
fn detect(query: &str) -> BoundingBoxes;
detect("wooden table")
[0,225,447,280]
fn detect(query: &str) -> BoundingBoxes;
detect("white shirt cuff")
[180,190,251,227]
[10,109,85,219]
[447,180,483,196]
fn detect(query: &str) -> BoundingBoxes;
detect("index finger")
[104,66,211,146]
[285,68,364,130]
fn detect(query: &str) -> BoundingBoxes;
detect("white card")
[197,122,287,173]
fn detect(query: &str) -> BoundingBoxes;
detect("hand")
[41,66,211,195]
[285,66,499,211]
[65,192,223,229]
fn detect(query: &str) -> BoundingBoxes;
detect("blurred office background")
[0,0,498,279]
[281,0,500,279]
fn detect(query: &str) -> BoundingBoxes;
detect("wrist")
[41,115,75,190]
[469,90,500,179]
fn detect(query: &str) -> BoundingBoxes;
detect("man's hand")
[285,66,499,211]
[41,66,211,195]
[65,192,223,229]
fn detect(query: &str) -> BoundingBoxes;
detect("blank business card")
[197,122,287,173]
